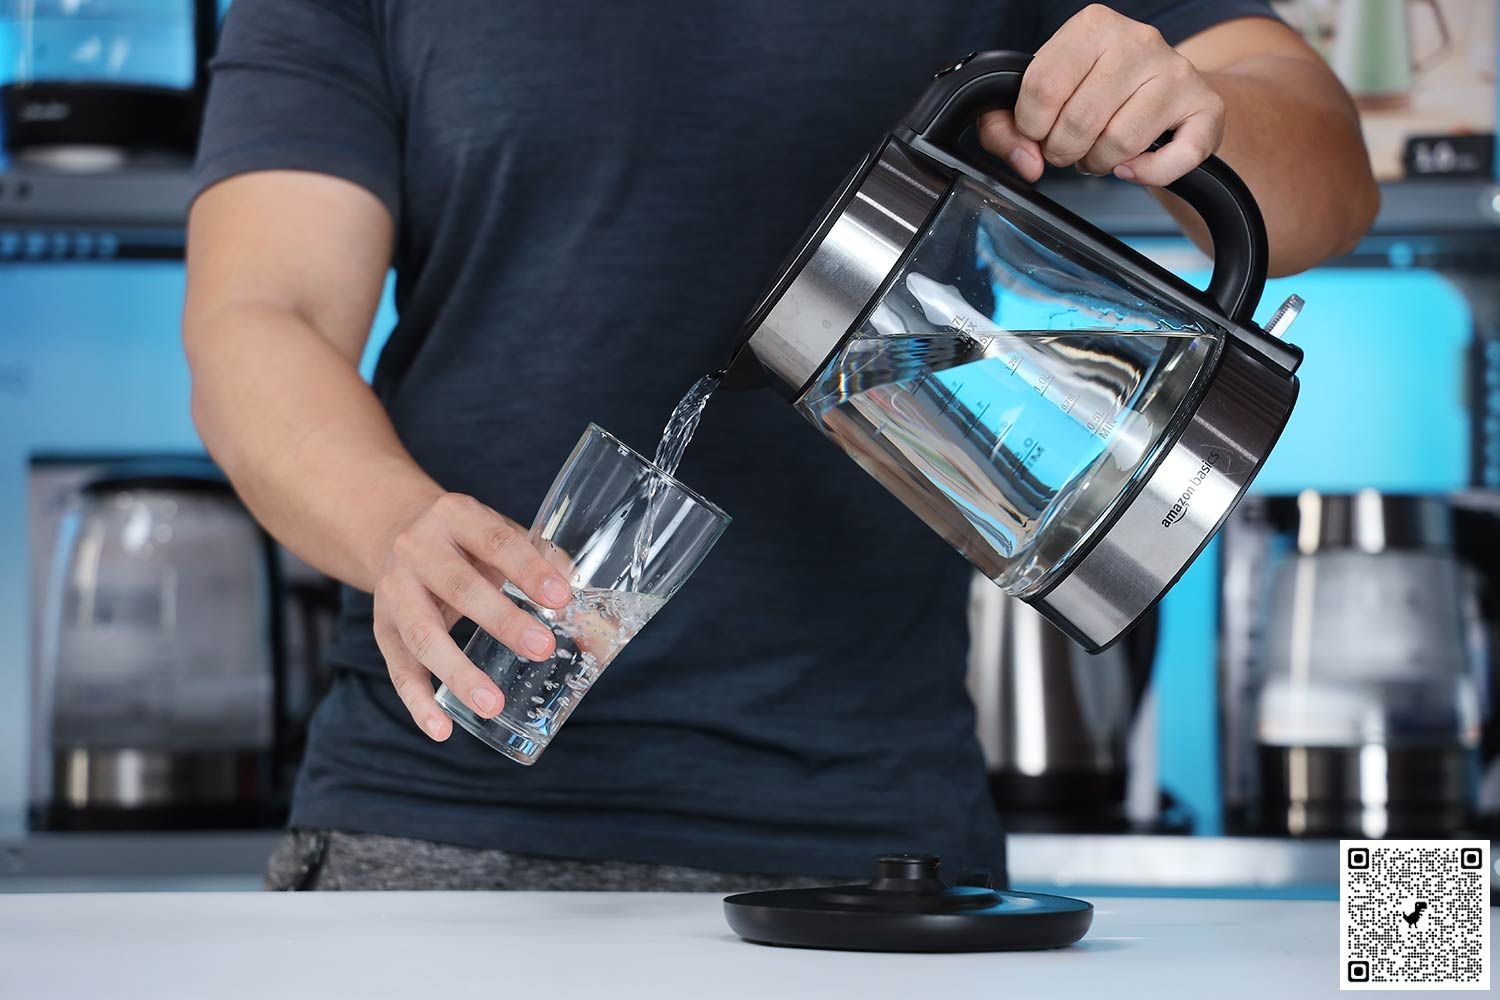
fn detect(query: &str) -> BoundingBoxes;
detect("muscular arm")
[184,172,572,740]
[1176,17,1378,273]
[979,5,1378,276]
[183,171,438,590]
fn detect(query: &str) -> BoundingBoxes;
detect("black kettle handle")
[902,51,1268,326]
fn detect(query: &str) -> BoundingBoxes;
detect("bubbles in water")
[472,584,668,743]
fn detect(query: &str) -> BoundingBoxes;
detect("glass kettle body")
[730,51,1303,651]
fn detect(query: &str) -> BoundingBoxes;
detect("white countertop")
[0,891,1456,999]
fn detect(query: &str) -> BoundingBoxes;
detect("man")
[184,1,1376,890]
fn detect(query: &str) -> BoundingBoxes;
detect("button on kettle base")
[723,854,1093,952]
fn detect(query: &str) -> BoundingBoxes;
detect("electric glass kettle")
[727,51,1304,651]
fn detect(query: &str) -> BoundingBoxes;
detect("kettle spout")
[719,339,771,391]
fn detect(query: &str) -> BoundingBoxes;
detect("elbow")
[181,307,229,468]
[181,313,209,439]
[1330,168,1380,259]
[1266,165,1380,277]
[184,363,231,475]
[186,368,241,485]
[187,381,213,452]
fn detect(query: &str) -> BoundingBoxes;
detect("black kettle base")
[723,854,1092,953]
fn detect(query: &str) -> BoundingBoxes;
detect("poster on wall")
[1272,0,1497,181]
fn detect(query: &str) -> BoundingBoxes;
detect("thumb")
[977,110,1044,182]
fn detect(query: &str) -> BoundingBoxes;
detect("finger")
[442,494,572,610]
[1040,26,1167,168]
[414,548,543,650]
[473,560,510,594]
[1115,104,1224,187]
[389,578,506,719]
[417,554,557,662]
[1014,4,1117,143]
[977,110,1044,182]
[374,620,451,741]
[1077,75,1177,176]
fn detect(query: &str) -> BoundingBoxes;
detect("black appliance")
[2,0,217,163]
[724,854,1092,953]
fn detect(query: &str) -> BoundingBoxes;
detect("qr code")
[1340,840,1491,990]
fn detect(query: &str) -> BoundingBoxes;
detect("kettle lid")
[723,854,1093,952]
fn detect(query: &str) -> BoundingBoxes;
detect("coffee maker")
[27,456,339,830]
[1,0,218,167]
[1219,489,1500,838]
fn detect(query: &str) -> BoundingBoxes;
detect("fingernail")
[541,578,571,606]
[1008,148,1040,178]
[1114,164,1136,181]
[524,628,553,657]
[423,717,446,740]
[472,688,499,715]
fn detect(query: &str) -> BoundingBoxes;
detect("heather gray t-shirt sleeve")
[193,0,402,224]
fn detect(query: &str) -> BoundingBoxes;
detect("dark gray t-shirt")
[196,0,1274,877]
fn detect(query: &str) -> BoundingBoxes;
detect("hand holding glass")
[435,425,729,764]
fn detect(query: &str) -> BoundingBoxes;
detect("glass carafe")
[730,51,1302,649]
[1257,532,1482,753]
[794,175,1222,596]
[1250,492,1483,837]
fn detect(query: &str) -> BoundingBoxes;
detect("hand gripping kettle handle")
[903,50,1269,325]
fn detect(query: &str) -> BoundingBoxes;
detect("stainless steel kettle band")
[743,141,947,398]
[1026,340,1298,650]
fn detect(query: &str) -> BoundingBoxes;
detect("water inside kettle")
[797,307,1214,594]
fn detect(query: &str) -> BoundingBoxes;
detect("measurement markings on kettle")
[965,399,991,441]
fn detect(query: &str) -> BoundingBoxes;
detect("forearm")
[186,305,442,592]
[1171,53,1379,275]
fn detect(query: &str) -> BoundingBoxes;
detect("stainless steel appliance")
[726,50,1302,652]
[27,457,333,830]
[967,580,1163,831]
[1,0,217,166]
[1220,490,1500,838]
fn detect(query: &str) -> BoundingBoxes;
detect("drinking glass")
[435,424,730,764]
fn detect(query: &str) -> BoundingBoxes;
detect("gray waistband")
[266,828,841,892]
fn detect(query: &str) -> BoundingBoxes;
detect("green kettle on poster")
[1330,0,1451,108]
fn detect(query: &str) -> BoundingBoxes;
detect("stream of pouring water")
[653,371,723,478]
[625,370,724,591]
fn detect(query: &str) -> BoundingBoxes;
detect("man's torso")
[225,0,1062,876]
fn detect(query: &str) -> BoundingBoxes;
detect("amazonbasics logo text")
[1161,450,1222,528]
